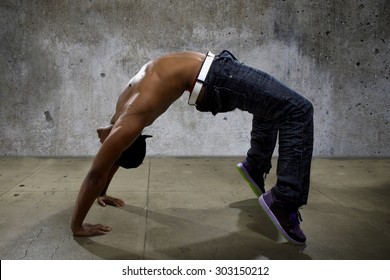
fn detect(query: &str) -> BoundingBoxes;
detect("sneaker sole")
[259,194,305,246]
[236,162,263,198]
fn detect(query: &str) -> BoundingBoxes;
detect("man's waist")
[188,51,215,106]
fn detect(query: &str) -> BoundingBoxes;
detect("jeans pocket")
[214,86,247,113]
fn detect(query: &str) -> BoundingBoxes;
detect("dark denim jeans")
[197,50,314,208]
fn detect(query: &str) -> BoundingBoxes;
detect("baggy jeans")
[196,50,314,208]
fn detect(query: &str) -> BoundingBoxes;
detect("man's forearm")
[71,172,107,231]
[100,164,120,196]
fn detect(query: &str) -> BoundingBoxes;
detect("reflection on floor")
[0,157,389,259]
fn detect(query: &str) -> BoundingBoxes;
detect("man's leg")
[273,104,314,208]
[237,116,279,197]
[259,102,314,245]
[196,50,315,245]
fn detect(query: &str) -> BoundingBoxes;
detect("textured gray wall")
[1,0,389,157]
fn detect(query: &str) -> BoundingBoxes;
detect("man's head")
[115,135,152,169]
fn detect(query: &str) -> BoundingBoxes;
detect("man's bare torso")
[111,51,206,127]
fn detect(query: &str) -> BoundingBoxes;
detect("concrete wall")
[1,0,389,157]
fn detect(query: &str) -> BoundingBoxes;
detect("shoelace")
[289,210,303,227]
[297,210,303,222]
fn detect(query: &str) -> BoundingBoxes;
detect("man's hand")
[72,223,112,237]
[97,125,113,143]
[97,194,125,207]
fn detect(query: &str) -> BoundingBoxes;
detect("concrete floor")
[0,157,389,260]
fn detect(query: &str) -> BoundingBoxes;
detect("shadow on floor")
[119,199,312,260]
[1,199,310,260]
[73,237,143,260]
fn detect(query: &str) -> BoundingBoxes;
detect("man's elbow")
[85,168,107,187]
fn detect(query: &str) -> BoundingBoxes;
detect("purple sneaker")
[236,160,266,197]
[259,190,306,246]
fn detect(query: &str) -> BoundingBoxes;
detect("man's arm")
[96,125,124,206]
[70,116,146,236]
[96,164,125,207]
[99,164,120,196]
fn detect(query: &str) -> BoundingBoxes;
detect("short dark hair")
[115,135,152,169]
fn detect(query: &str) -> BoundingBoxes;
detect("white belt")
[188,51,215,106]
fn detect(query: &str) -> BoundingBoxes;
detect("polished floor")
[0,157,389,260]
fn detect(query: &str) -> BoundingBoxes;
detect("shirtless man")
[71,50,314,246]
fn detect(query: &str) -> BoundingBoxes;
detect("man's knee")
[304,100,314,117]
